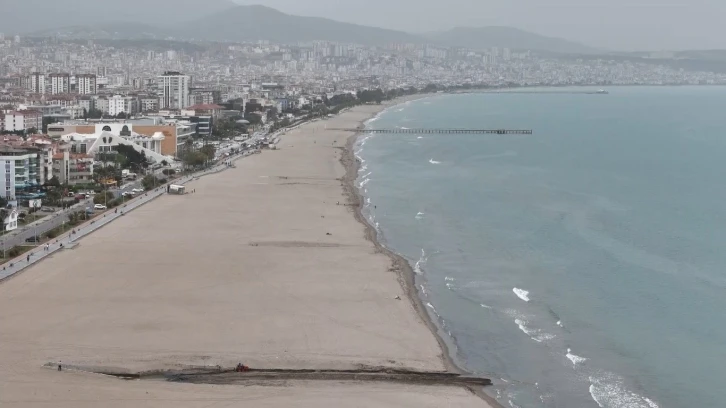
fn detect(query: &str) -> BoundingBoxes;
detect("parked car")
[25,236,41,243]
[132,188,144,193]
[94,204,107,210]
[41,207,55,212]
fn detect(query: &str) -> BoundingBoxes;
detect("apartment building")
[0,145,42,200]
[49,73,71,94]
[29,72,45,94]
[52,150,94,185]
[76,74,97,95]
[157,71,190,109]
[4,110,43,133]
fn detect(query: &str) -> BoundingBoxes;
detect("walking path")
[0,156,242,283]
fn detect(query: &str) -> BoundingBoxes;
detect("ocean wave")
[566,348,587,366]
[417,136,423,139]
[480,303,493,309]
[361,171,372,180]
[401,126,409,129]
[589,374,660,408]
[366,197,371,205]
[513,288,530,302]
[557,320,564,327]
[358,164,368,173]
[445,276,454,281]
[420,284,427,296]
[429,159,441,164]
[413,249,428,275]
[415,211,425,220]
[513,318,555,343]
[359,178,370,188]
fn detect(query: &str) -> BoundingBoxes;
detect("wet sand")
[0,102,493,407]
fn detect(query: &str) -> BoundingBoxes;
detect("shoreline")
[338,95,504,407]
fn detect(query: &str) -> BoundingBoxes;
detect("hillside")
[427,26,600,54]
[174,5,423,46]
[0,0,236,34]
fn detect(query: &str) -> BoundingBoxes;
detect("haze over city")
[232,0,726,50]
[1,1,725,408]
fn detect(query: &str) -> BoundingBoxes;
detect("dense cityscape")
[1,33,726,233]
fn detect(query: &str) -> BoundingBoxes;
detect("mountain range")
[3,0,598,54]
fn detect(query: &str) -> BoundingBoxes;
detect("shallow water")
[356,87,726,408]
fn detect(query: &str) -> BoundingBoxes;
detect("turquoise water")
[355,87,726,408]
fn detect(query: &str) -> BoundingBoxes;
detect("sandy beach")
[0,102,493,407]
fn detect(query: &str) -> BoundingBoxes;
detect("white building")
[157,71,190,109]
[4,111,43,133]
[49,73,71,94]
[0,145,43,200]
[107,95,137,116]
[29,72,45,94]
[58,124,169,164]
[76,74,97,95]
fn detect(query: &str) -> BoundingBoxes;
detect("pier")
[332,128,533,135]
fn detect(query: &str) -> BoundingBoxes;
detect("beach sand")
[0,103,493,407]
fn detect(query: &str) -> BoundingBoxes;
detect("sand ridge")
[0,103,493,407]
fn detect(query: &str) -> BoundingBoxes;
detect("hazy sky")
[233,0,726,51]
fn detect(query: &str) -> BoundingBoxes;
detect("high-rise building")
[49,73,70,94]
[76,74,97,95]
[29,72,45,94]
[157,71,191,109]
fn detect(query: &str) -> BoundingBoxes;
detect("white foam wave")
[359,178,370,188]
[429,159,441,164]
[480,303,493,309]
[513,288,530,302]
[413,249,428,275]
[360,171,372,179]
[444,277,454,281]
[358,164,368,173]
[426,302,436,311]
[420,284,427,296]
[415,211,425,219]
[366,197,371,205]
[557,320,563,327]
[513,316,555,343]
[417,136,423,139]
[589,375,660,408]
[566,348,587,366]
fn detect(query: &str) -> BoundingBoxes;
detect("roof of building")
[186,104,224,110]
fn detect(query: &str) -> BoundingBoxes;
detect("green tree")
[45,176,61,188]
[199,145,216,161]
[94,191,114,205]
[115,144,148,169]
[141,175,160,190]
[87,109,104,119]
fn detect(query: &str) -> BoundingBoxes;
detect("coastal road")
[0,199,94,251]
[0,153,246,282]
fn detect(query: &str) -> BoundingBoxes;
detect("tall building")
[4,110,43,133]
[157,71,191,109]
[49,73,70,94]
[29,72,45,94]
[76,74,97,94]
[0,143,51,201]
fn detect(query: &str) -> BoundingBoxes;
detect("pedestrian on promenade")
[27,254,30,262]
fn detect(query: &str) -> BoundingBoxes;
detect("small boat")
[596,89,609,94]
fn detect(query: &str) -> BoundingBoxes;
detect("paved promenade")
[0,158,239,283]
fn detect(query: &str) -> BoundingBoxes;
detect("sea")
[354,86,726,408]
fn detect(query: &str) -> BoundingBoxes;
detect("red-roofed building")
[182,104,224,118]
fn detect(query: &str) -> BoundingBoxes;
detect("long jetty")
[332,128,533,135]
